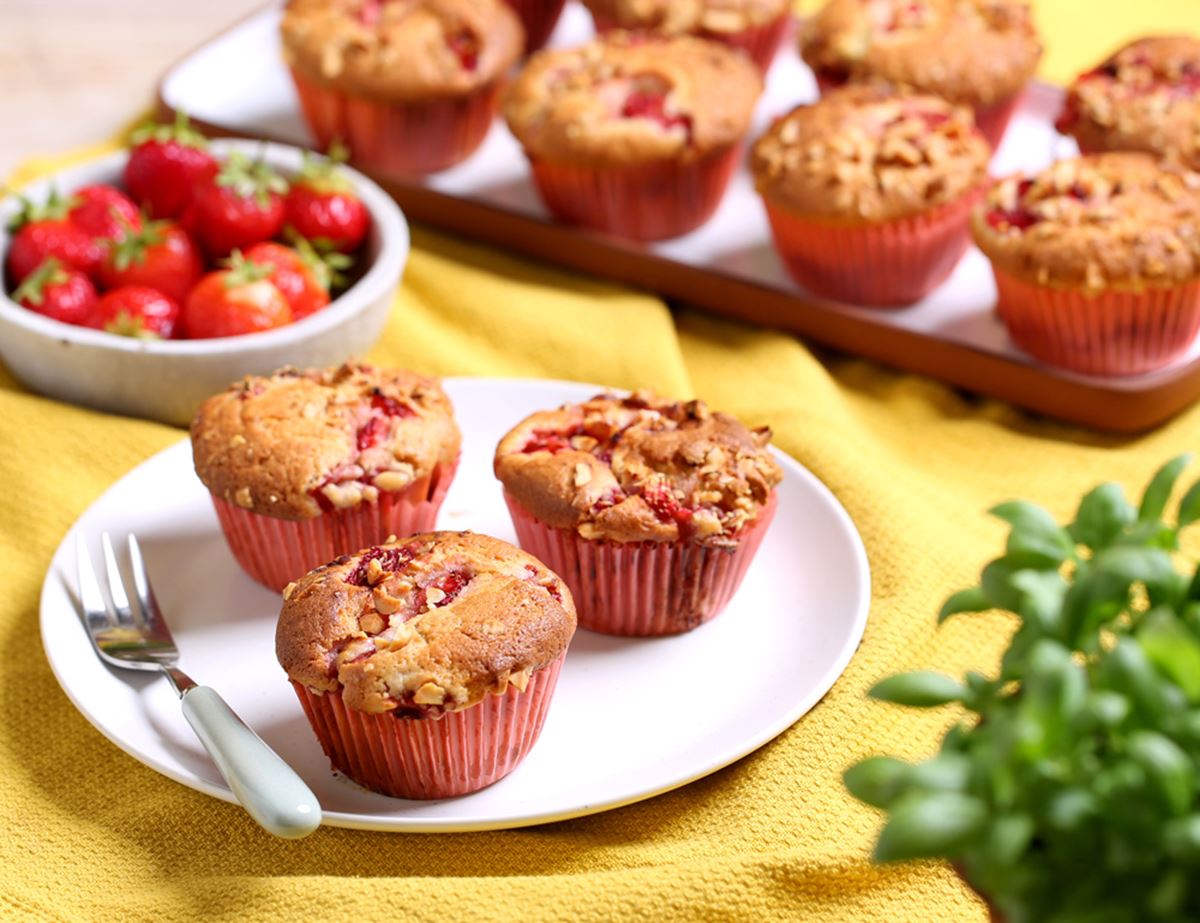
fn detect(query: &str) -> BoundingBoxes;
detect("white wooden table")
[0,0,256,179]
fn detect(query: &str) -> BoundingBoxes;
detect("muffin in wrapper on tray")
[495,392,782,637]
[581,0,793,71]
[502,32,763,242]
[799,0,1041,150]
[192,363,461,591]
[1056,35,1200,170]
[277,531,576,799]
[971,153,1200,377]
[502,0,567,53]
[751,85,990,307]
[280,0,524,176]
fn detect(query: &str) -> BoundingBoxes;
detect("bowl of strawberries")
[0,118,408,425]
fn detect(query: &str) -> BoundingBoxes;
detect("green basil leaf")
[1179,478,1200,528]
[1009,570,1067,635]
[938,587,991,625]
[1137,608,1200,703]
[982,554,1061,612]
[991,501,1074,565]
[908,753,972,792]
[984,814,1035,866]
[1071,482,1136,550]
[1128,730,1194,815]
[1045,788,1098,832]
[869,672,965,707]
[873,792,987,863]
[844,756,912,809]
[1103,639,1167,720]
[1139,454,1193,523]
[1164,814,1200,861]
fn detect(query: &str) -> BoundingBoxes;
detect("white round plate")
[40,378,870,832]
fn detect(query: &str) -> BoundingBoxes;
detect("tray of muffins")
[41,364,869,829]
[157,1,1200,433]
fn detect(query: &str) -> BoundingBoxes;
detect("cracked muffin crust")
[277,531,576,714]
[971,153,1200,291]
[1057,36,1200,170]
[799,0,1041,109]
[192,363,461,521]
[280,0,524,100]
[751,85,989,222]
[494,392,782,545]
[582,0,790,35]
[502,32,763,165]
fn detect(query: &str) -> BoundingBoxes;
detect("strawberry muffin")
[1057,36,1200,170]
[752,85,989,305]
[799,0,1042,149]
[278,531,575,798]
[503,0,567,53]
[192,364,461,591]
[581,0,793,71]
[495,392,782,636]
[972,153,1200,376]
[280,0,524,175]
[503,32,763,241]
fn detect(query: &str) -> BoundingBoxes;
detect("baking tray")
[157,2,1200,433]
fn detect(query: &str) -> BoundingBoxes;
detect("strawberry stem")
[130,110,210,150]
[221,249,276,288]
[13,258,68,306]
[216,151,288,207]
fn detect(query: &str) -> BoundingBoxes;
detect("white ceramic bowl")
[0,139,409,426]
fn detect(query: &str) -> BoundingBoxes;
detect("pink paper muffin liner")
[504,491,777,636]
[814,72,1022,151]
[292,652,565,799]
[527,145,742,242]
[763,187,983,306]
[590,11,792,71]
[991,268,1200,377]
[211,459,458,592]
[504,0,567,52]
[290,67,498,176]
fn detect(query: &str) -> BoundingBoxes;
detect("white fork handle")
[181,686,322,838]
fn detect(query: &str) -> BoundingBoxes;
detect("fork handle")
[181,686,322,839]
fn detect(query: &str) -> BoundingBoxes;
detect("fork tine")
[128,534,166,632]
[101,533,138,627]
[75,534,114,633]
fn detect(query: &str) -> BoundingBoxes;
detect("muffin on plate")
[751,85,990,306]
[502,32,763,241]
[972,153,1200,376]
[278,531,576,799]
[280,0,524,175]
[192,363,461,591]
[798,0,1042,149]
[502,0,567,53]
[495,391,782,636]
[580,0,793,71]
[1057,36,1200,170]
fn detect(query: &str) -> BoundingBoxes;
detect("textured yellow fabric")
[4,4,1200,920]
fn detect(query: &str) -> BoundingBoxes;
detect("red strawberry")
[12,258,98,326]
[100,218,202,304]
[183,255,292,339]
[68,184,141,242]
[284,145,371,253]
[89,285,180,339]
[185,152,288,258]
[242,241,341,320]
[124,113,219,219]
[6,190,103,283]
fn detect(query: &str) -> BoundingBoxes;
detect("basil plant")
[846,456,1200,923]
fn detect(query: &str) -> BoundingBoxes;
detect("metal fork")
[76,532,321,839]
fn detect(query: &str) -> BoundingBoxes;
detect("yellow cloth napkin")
[4,4,1200,919]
